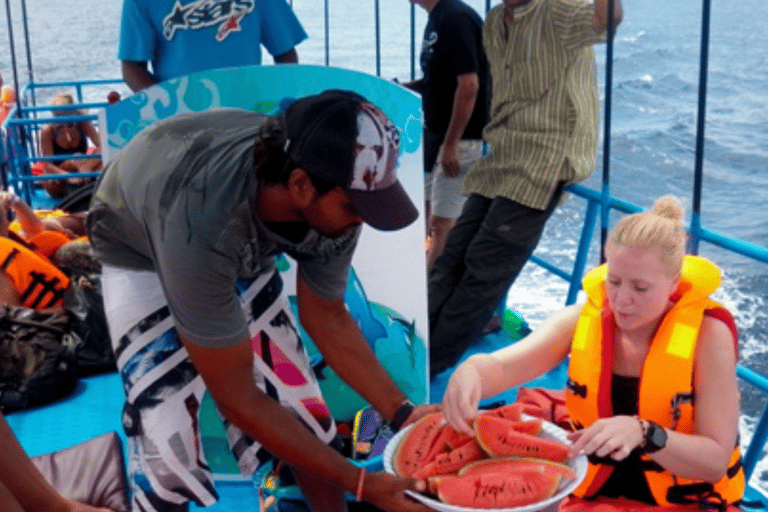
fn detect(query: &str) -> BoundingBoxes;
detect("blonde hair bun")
[651,195,684,223]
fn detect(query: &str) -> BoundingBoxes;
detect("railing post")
[324,0,329,67]
[567,199,599,305]
[374,0,381,77]
[690,0,712,256]
[599,0,617,264]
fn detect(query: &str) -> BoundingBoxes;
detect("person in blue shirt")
[119,0,308,92]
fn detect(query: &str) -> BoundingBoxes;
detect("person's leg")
[429,186,565,377]
[426,140,483,271]
[102,265,215,512]
[223,269,347,512]
[422,130,443,240]
[428,193,493,334]
[426,215,454,271]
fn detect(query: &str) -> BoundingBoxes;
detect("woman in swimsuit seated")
[441,195,745,512]
[32,93,102,199]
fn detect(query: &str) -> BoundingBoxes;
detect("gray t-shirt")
[88,109,360,348]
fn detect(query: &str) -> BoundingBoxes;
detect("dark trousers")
[428,186,565,377]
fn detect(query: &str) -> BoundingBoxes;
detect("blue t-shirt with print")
[119,0,308,83]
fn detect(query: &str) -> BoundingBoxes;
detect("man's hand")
[399,403,441,431]
[438,142,461,178]
[362,471,433,512]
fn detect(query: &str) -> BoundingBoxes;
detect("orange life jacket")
[566,255,745,508]
[0,237,70,309]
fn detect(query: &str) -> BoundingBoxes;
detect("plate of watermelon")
[383,404,587,512]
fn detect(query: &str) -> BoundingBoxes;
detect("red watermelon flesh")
[474,415,570,462]
[458,456,577,481]
[412,438,487,479]
[392,412,444,477]
[430,471,562,509]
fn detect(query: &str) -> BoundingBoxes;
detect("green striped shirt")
[463,0,606,209]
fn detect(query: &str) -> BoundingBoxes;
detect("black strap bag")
[0,305,80,412]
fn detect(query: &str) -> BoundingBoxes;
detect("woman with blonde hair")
[31,93,102,198]
[442,195,745,512]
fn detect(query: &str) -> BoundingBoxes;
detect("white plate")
[382,414,588,512]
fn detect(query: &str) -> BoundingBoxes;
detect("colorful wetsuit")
[0,237,70,309]
[566,255,745,508]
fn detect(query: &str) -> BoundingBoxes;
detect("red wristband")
[355,466,366,502]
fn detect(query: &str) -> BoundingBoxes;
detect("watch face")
[646,422,668,452]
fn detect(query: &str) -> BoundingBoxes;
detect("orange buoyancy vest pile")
[566,255,745,508]
[0,237,70,309]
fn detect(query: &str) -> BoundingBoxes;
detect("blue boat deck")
[7,325,767,510]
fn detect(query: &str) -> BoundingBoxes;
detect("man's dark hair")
[253,117,338,195]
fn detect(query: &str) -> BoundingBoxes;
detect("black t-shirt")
[596,374,657,504]
[419,0,489,140]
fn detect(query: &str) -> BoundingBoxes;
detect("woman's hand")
[441,360,483,434]
[567,415,644,461]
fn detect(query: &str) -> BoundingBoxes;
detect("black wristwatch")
[389,400,416,432]
[641,420,668,454]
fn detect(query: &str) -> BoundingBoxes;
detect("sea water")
[1,0,766,491]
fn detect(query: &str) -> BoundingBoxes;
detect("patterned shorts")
[101,265,337,511]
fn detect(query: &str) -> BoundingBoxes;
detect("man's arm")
[181,332,431,511]
[438,72,479,178]
[296,274,438,423]
[593,0,624,33]
[273,48,299,64]
[121,61,158,92]
[182,336,360,489]
[0,412,114,512]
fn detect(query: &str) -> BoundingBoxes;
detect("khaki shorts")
[427,139,484,219]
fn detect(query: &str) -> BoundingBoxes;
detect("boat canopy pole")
[599,0,617,263]
[410,3,416,81]
[689,0,712,255]
[374,0,381,77]
[3,0,20,95]
[19,0,35,107]
[324,0,329,66]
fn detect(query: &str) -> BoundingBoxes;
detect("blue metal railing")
[2,0,767,499]
[1,81,120,206]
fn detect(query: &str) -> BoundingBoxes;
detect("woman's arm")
[80,121,101,150]
[651,316,740,481]
[442,304,580,432]
[567,316,740,481]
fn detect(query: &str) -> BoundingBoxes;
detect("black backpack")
[0,305,80,412]
[63,276,117,377]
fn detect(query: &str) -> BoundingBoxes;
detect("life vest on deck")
[0,237,70,309]
[566,255,745,508]
[9,210,78,259]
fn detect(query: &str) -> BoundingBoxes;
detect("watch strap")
[641,419,668,454]
[389,400,415,432]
